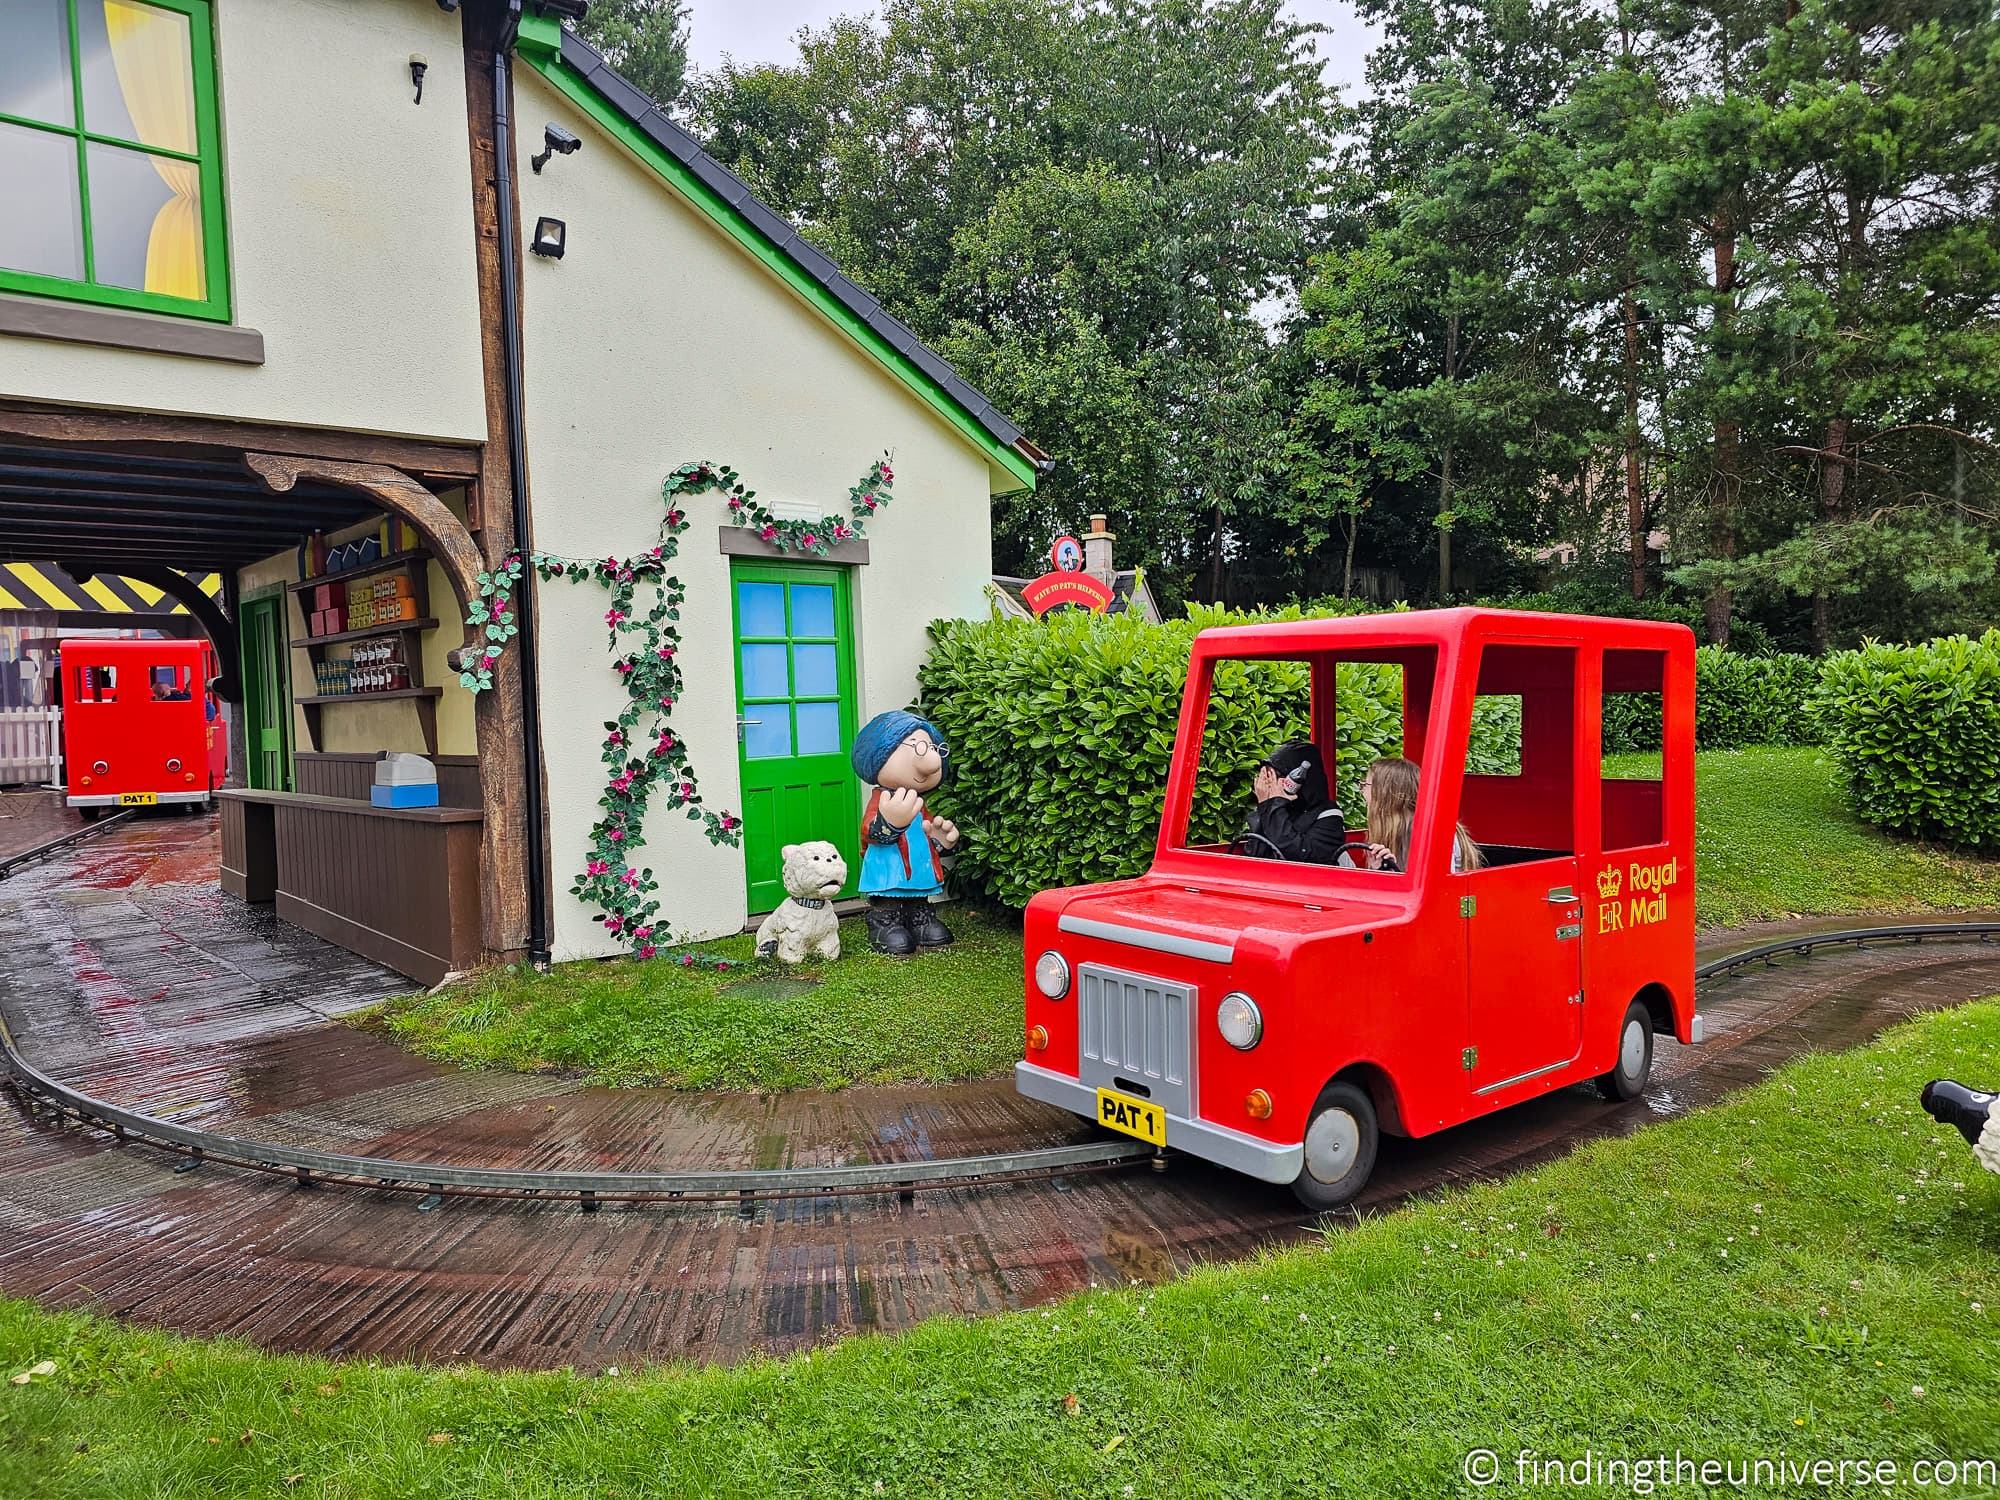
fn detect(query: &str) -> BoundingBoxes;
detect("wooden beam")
[0,402,482,482]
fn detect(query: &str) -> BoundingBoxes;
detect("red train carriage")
[61,638,226,814]
[1016,608,1699,1208]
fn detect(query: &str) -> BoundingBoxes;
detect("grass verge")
[1641,746,2000,928]
[7,997,1999,1497]
[365,906,1024,1091]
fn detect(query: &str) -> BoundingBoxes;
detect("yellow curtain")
[102,0,202,299]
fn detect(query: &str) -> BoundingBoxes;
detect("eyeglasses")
[901,732,945,759]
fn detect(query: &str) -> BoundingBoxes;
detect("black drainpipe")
[492,0,552,968]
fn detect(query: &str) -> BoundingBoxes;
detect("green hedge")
[1600,648,1824,753]
[919,609,1514,908]
[1811,631,2000,850]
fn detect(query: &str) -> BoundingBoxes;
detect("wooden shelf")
[297,687,443,758]
[296,688,443,705]
[287,549,431,596]
[296,618,439,648]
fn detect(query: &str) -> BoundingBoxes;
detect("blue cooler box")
[370,782,440,808]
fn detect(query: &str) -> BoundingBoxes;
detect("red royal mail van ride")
[62,638,226,815]
[1015,608,1698,1208]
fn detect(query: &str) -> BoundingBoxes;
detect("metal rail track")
[2,920,1995,1212]
[0,809,133,882]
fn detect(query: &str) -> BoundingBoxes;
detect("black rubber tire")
[1595,999,1654,1101]
[78,806,102,823]
[1289,1080,1379,1211]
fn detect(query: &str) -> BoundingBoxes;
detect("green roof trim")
[518,21,1037,493]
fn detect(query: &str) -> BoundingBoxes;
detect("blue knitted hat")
[851,709,946,784]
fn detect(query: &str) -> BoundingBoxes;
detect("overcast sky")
[684,1,1381,99]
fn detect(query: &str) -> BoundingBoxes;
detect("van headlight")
[1033,950,1071,999]
[1217,992,1263,1050]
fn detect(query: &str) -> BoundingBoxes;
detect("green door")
[238,593,292,791]
[731,561,860,913]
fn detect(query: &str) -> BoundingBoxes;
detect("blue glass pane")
[795,701,841,756]
[790,584,836,638]
[740,643,788,700]
[794,643,838,699]
[737,581,786,638]
[744,714,792,760]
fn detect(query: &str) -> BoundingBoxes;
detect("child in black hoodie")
[1240,740,1346,864]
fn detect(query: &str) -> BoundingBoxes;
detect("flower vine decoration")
[454,455,893,958]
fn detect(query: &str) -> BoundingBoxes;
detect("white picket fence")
[0,706,60,788]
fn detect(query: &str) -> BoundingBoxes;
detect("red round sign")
[1050,536,1085,573]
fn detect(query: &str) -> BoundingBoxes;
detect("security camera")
[531,123,582,174]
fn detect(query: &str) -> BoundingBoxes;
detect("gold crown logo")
[1596,866,1623,900]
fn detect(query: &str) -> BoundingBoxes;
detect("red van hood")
[1050,877,1404,955]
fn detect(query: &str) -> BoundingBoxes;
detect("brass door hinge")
[1460,895,1477,919]
[1461,1046,1478,1070]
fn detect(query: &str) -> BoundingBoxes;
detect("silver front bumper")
[67,791,207,807]
[1015,1061,1304,1185]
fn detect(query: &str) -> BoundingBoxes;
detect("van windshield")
[1172,647,1442,871]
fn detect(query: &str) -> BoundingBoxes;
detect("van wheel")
[1595,1001,1654,1101]
[1290,1081,1379,1211]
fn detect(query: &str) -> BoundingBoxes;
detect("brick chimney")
[1083,513,1116,584]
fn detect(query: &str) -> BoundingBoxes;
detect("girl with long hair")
[1346,757,1483,873]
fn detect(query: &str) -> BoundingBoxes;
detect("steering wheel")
[1340,835,1397,872]
[1233,831,1289,859]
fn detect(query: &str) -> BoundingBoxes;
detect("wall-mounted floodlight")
[409,54,428,105]
[530,217,567,259]
[531,123,582,174]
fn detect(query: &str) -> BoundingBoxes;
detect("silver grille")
[1077,965,1192,1117]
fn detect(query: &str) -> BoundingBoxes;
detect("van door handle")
[1545,886,1579,904]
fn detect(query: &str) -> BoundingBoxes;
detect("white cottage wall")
[511,69,998,960]
[0,0,486,444]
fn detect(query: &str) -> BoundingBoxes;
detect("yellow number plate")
[1095,1087,1166,1147]
[118,792,157,807]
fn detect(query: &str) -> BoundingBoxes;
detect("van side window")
[1602,649,1666,849]
[74,665,116,702]
[1459,645,1576,860]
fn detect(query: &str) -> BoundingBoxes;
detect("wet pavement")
[0,788,82,864]
[3,814,2000,1369]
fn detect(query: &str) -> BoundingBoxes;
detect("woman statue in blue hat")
[850,709,960,956]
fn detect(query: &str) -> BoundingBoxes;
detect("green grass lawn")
[9,996,1998,1497]
[371,747,2000,1093]
[367,906,1026,1091]
[1642,745,2000,928]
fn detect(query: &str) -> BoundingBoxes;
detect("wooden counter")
[219,789,482,986]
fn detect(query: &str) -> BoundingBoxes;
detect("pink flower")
[605,916,624,935]
[637,944,657,960]
[547,562,566,576]
[587,858,609,877]
[633,925,653,942]
[659,695,675,710]
[758,525,778,542]
[880,466,893,481]
[719,812,740,832]
[665,511,683,527]
[606,729,625,746]
[679,781,695,800]
[728,497,743,511]
[482,651,499,667]
[606,607,626,627]
[680,953,696,967]
[800,532,818,549]
[863,497,878,511]
[616,660,635,676]
[714,961,732,972]
[656,646,674,660]
[608,827,626,842]
[620,867,639,887]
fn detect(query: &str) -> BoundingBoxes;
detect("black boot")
[1921,1079,1997,1148]
[864,897,916,957]
[904,898,954,949]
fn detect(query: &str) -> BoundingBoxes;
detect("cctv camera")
[532,123,583,173]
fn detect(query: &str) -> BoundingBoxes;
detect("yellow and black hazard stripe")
[0,563,221,615]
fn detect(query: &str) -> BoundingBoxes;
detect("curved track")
[2,812,1998,1367]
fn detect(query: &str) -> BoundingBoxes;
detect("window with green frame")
[0,0,229,321]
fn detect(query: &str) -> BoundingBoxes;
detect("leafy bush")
[1811,631,2000,850]
[922,610,1517,907]
[1597,648,1822,753]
